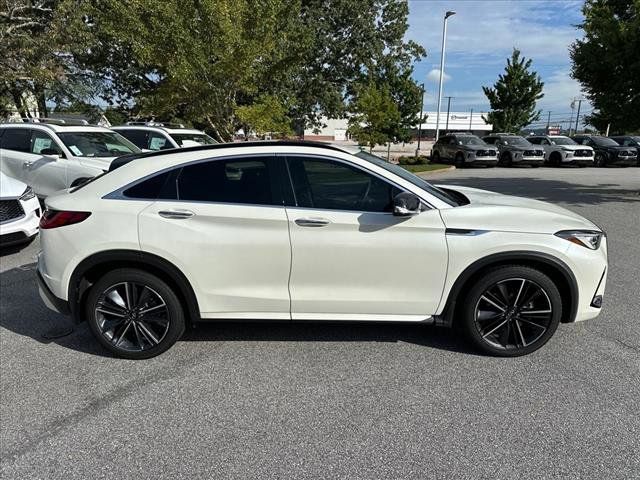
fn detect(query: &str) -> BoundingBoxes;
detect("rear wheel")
[86,268,186,359]
[594,152,607,167]
[459,265,562,356]
[432,150,441,163]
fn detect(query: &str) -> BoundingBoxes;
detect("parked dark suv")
[571,135,638,167]
[610,136,640,166]
[431,133,498,167]
[482,133,545,167]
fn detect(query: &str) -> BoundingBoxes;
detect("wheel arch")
[436,251,578,328]
[67,250,201,326]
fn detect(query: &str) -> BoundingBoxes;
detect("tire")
[500,152,512,167]
[454,152,465,168]
[594,152,607,167]
[548,152,562,167]
[459,265,562,357]
[432,150,441,163]
[85,268,186,359]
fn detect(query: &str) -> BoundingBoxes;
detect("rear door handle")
[295,217,330,227]
[158,209,194,219]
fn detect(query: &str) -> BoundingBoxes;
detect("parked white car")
[0,123,141,197]
[527,135,594,166]
[112,123,217,151]
[0,172,40,246]
[37,141,608,359]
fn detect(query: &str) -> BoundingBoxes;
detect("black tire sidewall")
[455,153,465,167]
[460,266,562,357]
[85,268,186,359]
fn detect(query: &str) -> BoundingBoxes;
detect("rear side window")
[0,128,31,152]
[176,158,275,205]
[31,130,62,154]
[123,171,174,199]
[148,132,171,150]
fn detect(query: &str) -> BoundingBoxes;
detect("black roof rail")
[108,140,348,172]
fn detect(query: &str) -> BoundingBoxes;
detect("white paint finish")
[0,172,40,240]
[138,201,292,316]
[286,207,448,317]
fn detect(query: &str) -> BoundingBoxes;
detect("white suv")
[112,123,217,151]
[527,135,594,166]
[0,123,141,197]
[37,141,608,359]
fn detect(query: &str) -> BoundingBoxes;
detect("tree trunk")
[10,89,29,118]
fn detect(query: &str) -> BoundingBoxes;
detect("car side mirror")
[40,148,60,158]
[393,192,422,217]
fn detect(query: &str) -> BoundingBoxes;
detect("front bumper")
[509,151,545,165]
[608,155,637,166]
[0,197,40,245]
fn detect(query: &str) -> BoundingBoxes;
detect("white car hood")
[437,185,599,233]
[554,145,592,151]
[0,171,27,198]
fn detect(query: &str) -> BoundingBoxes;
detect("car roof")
[0,123,114,134]
[108,140,350,171]
[112,125,206,135]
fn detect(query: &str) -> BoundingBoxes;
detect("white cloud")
[426,68,451,83]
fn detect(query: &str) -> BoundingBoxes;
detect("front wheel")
[459,265,562,356]
[594,152,607,167]
[86,268,186,359]
[454,152,465,167]
[432,150,441,163]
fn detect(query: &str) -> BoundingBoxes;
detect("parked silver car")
[527,135,594,166]
[431,133,498,167]
[482,133,545,167]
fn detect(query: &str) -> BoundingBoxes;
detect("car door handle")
[295,217,330,227]
[158,209,194,219]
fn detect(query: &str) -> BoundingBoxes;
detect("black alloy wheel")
[461,265,562,356]
[594,152,607,167]
[455,152,466,167]
[86,269,185,359]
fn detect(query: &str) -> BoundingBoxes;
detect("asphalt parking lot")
[1,167,639,479]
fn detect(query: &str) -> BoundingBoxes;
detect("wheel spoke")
[139,303,166,316]
[113,322,132,347]
[513,279,526,307]
[514,320,527,347]
[131,322,145,350]
[480,295,506,312]
[517,317,547,329]
[96,306,126,318]
[135,286,152,309]
[520,309,552,315]
[482,319,508,338]
[106,289,127,309]
[137,321,160,345]
[124,282,133,310]
[495,283,511,305]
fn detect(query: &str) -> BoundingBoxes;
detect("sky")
[407,0,591,128]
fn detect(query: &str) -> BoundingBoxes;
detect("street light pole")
[445,96,453,132]
[415,83,425,157]
[574,99,583,134]
[434,10,456,142]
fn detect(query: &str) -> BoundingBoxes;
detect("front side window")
[286,157,400,213]
[501,136,531,147]
[458,136,485,146]
[31,130,62,154]
[177,158,274,205]
[56,131,141,157]
[551,137,576,146]
[0,128,31,152]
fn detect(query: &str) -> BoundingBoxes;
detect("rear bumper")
[37,268,70,315]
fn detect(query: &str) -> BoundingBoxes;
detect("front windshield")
[170,133,218,147]
[592,136,620,146]
[501,136,531,147]
[57,132,141,157]
[458,136,485,146]
[551,136,577,146]
[354,150,458,206]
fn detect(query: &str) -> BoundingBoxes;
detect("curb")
[416,165,456,177]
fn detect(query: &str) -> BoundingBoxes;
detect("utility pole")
[434,10,456,142]
[469,108,473,131]
[569,98,576,136]
[445,96,453,132]
[415,83,425,157]
[546,111,551,130]
[574,99,583,134]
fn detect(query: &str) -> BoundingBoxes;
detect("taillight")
[39,210,91,229]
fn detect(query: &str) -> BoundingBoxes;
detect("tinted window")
[483,137,495,144]
[117,130,149,149]
[57,132,140,157]
[123,171,173,199]
[31,130,62,154]
[287,157,399,212]
[177,158,274,205]
[0,128,31,152]
[528,138,540,144]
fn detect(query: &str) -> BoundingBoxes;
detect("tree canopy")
[482,49,544,133]
[5,0,426,143]
[570,0,640,133]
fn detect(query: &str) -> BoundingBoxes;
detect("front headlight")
[555,230,604,250]
[19,186,35,202]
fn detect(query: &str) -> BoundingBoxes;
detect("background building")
[416,111,492,139]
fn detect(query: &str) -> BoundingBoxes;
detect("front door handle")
[295,217,330,227]
[158,209,194,219]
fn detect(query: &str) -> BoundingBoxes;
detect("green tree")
[482,49,544,132]
[570,0,640,133]
[235,95,293,138]
[347,81,401,149]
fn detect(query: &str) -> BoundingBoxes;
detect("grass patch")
[400,163,450,173]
